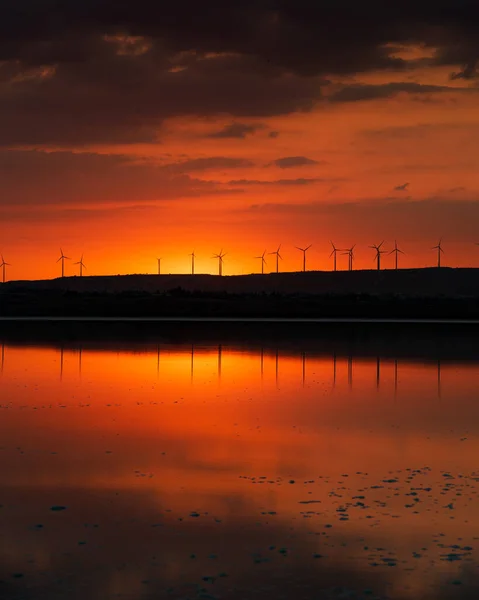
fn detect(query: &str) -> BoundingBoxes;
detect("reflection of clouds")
[0,484,406,600]
[2,482,479,600]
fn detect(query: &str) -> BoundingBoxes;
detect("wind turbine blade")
[56,257,62,262]
[305,244,312,250]
[398,249,405,254]
[295,246,303,251]
[278,253,282,260]
[329,250,335,258]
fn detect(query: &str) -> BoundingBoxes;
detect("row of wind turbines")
[162,239,442,276]
[0,239,454,281]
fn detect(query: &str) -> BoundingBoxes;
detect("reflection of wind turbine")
[437,359,442,398]
[255,250,267,274]
[432,238,444,268]
[329,242,343,272]
[157,258,162,275]
[369,241,387,271]
[295,244,312,272]
[74,254,86,277]
[189,251,196,275]
[342,245,356,271]
[212,250,226,276]
[57,248,70,278]
[269,245,283,274]
[190,344,194,383]
[0,255,11,283]
[218,344,222,380]
[389,240,404,270]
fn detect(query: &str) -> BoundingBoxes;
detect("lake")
[1,323,479,599]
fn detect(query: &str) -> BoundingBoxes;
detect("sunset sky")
[2,1,479,279]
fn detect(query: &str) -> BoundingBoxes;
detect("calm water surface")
[1,331,479,599]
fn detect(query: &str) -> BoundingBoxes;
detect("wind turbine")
[329,241,343,272]
[295,244,312,272]
[189,251,196,275]
[432,239,444,268]
[389,240,404,270]
[57,248,70,278]
[157,258,161,275]
[0,255,11,283]
[369,241,387,271]
[342,245,356,271]
[74,254,86,277]
[212,250,226,276]
[269,245,282,274]
[255,250,267,274]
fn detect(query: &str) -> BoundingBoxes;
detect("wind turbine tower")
[57,248,70,278]
[212,250,226,276]
[157,258,161,275]
[0,255,11,283]
[190,251,196,275]
[329,242,343,272]
[255,250,267,274]
[342,245,356,271]
[74,254,86,277]
[369,241,387,271]
[389,240,404,270]
[269,245,283,273]
[432,239,444,268]
[295,244,312,272]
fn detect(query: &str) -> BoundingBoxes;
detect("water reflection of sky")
[1,340,479,599]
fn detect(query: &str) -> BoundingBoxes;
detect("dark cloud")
[206,122,263,139]
[328,82,452,103]
[0,150,244,207]
[163,156,254,173]
[450,61,479,80]
[394,182,410,191]
[228,177,326,186]
[272,156,323,169]
[268,131,280,139]
[0,2,478,145]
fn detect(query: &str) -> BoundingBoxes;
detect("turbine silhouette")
[255,250,267,274]
[0,255,11,283]
[369,241,387,271]
[56,248,70,278]
[342,245,356,271]
[74,254,86,277]
[329,241,343,272]
[212,250,226,276]
[295,244,312,272]
[432,238,444,268]
[268,245,283,274]
[157,257,162,275]
[389,240,404,270]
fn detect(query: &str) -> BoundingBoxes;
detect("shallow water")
[1,333,479,600]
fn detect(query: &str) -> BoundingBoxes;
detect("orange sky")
[1,19,479,280]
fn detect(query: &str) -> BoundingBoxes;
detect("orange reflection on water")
[1,343,479,599]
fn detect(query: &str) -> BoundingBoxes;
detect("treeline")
[1,288,479,319]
